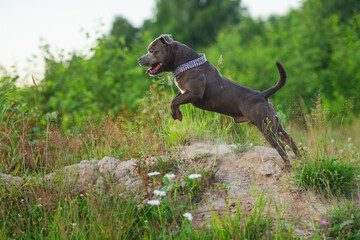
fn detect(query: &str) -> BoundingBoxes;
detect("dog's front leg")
[171,91,202,121]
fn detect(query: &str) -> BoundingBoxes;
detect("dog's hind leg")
[259,118,291,170]
[278,123,301,158]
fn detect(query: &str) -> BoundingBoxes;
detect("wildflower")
[154,190,166,197]
[21,199,24,202]
[148,171,160,177]
[37,204,42,208]
[147,199,161,206]
[293,160,296,164]
[183,212,193,221]
[188,174,201,179]
[164,173,176,179]
[348,137,352,142]
[71,223,77,227]
[320,220,328,226]
[331,139,334,143]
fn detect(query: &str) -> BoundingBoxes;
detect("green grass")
[294,154,359,196]
[316,200,360,239]
[1,82,360,239]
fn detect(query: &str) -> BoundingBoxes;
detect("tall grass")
[1,80,360,239]
[292,95,360,197]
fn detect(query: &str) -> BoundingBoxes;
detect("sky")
[0,0,301,85]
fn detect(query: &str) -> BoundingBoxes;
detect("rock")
[98,156,121,177]
[0,173,22,187]
[46,157,140,193]
[46,159,97,192]
[179,142,234,159]
[259,160,282,177]
[113,159,140,192]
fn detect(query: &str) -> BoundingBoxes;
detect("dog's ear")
[160,34,173,44]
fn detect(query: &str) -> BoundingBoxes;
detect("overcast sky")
[0,0,301,84]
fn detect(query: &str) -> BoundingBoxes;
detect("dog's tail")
[261,61,286,99]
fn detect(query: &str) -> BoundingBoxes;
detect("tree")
[110,16,138,47]
[146,0,243,48]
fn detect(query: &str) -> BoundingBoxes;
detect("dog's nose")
[138,57,142,62]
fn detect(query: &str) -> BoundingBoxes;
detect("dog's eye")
[149,49,154,53]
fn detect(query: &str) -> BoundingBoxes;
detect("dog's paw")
[283,164,292,172]
[177,110,183,121]
[171,111,176,120]
[171,108,182,121]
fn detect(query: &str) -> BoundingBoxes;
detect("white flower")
[183,212,193,221]
[249,143,254,147]
[154,190,166,197]
[37,204,42,208]
[164,173,176,179]
[71,223,77,227]
[348,137,352,142]
[147,199,161,206]
[148,171,160,177]
[188,174,201,179]
[21,199,24,202]
[331,139,334,143]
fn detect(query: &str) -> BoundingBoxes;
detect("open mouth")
[146,62,163,75]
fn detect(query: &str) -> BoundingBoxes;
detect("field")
[1,0,360,238]
[1,81,359,238]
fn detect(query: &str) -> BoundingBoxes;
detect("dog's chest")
[174,78,185,94]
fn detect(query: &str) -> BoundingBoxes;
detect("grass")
[315,200,360,239]
[1,81,360,239]
[294,155,359,196]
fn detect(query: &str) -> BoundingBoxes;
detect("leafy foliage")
[145,0,243,48]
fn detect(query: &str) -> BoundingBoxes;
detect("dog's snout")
[138,57,142,62]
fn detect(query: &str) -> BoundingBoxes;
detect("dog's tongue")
[146,65,155,74]
[146,63,162,74]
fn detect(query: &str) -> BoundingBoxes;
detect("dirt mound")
[181,142,328,237]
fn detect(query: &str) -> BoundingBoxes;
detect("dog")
[138,34,300,169]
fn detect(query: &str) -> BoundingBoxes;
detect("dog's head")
[138,34,174,76]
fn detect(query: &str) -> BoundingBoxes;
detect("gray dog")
[138,34,300,169]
